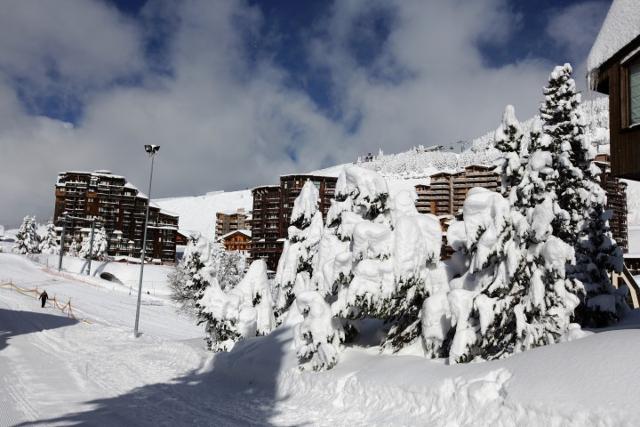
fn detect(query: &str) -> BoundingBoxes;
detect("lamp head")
[144,145,160,155]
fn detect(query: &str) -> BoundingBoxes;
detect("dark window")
[630,61,640,126]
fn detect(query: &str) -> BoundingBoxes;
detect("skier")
[40,290,48,308]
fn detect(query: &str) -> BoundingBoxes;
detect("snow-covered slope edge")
[212,322,640,426]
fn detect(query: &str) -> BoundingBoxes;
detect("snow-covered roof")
[280,171,341,179]
[218,229,252,240]
[250,184,280,191]
[587,0,640,76]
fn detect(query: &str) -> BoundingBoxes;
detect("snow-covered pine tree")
[169,234,208,312]
[540,63,625,326]
[39,221,60,255]
[216,249,246,291]
[69,236,82,257]
[13,216,40,254]
[511,118,550,212]
[316,166,443,354]
[294,290,342,371]
[273,180,324,324]
[199,260,275,352]
[494,105,526,200]
[79,226,109,260]
[444,188,579,363]
[540,63,591,244]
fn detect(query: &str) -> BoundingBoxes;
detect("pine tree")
[13,216,40,254]
[169,234,213,315]
[494,104,526,199]
[216,249,246,291]
[294,290,342,371]
[274,180,324,324]
[511,118,550,212]
[315,166,443,355]
[69,236,82,257]
[540,63,625,327]
[445,188,579,363]
[198,260,275,352]
[39,221,59,255]
[79,226,109,260]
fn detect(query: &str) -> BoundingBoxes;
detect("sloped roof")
[218,229,252,241]
[587,0,640,77]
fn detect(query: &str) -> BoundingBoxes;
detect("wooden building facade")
[415,165,501,217]
[588,0,640,180]
[54,170,179,263]
[219,230,251,254]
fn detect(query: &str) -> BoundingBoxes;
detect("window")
[630,61,640,126]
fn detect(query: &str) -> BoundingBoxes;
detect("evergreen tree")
[540,63,625,326]
[274,180,323,324]
[494,105,526,200]
[511,118,550,212]
[169,234,213,315]
[216,249,246,291]
[69,236,82,257]
[39,221,60,255]
[79,226,109,260]
[294,290,342,371]
[445,188,579,363]
[13,216,40,254]
[540,63,592,244]
[198,260,275,352]
[313,166,443,356]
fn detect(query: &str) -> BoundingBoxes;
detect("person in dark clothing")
[40,290,48,308]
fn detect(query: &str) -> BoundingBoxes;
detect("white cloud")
[546,1,610,63]
[0,0,143,92]
[0,0,605,226]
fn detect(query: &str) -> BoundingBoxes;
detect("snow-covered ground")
[2,252,640,426]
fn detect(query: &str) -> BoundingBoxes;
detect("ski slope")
[2,252,640,426]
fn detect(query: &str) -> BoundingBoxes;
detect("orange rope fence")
[0,281,91,324]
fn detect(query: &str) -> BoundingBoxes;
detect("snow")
[154,189,252,238]
[2,252,640,425]
[587,0,640,76]
[290,180,320,225]
[199,259,275,350]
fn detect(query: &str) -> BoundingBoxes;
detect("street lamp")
[133,144,160,337]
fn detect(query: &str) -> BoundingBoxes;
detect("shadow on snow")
[0,307,78,351]
[18,328,306,427]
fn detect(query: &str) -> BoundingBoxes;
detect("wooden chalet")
[587,0,640,179]
[218,229,251,254]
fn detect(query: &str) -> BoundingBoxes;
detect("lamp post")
[58,213,67,272]
[134,144,160,338]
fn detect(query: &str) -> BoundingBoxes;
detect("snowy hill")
[1,252,640,426]
[356,97,610,178]
[154,190,252,238]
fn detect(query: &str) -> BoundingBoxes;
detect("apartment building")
[250,175,337,270]
[215,208,251,238]
[54,170,179,263]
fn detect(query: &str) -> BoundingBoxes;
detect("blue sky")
[16,0,610,125]
[0,0,612,225]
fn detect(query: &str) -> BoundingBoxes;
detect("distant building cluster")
[54,170,178,263]
[51,157,627,269]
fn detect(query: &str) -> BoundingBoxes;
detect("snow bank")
[214,322,640,426]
